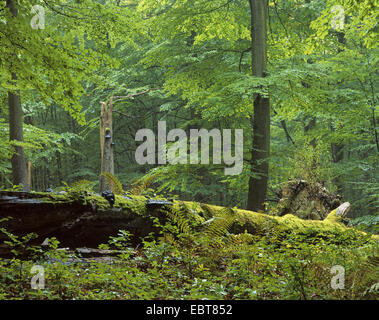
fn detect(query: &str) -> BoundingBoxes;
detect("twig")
[112,88,160,103]
[273,109,295,145]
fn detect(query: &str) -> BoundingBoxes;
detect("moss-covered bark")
[0,191,377,256]
[176,200,378,243]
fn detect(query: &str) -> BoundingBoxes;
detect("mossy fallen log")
[0,191,376,256]
[0,191,156,251]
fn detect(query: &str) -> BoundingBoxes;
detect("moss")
[30,192,73,203]
[32,191,378,242]
[35,191,149,217]
[114,195,148,217]
[174,201,378,242]
[324,208,341,223]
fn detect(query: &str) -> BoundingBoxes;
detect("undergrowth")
[0,210,378,300]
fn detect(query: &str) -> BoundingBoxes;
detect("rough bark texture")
[247,0,270,212]
[99,99,115,193]
[277,180,342,220]
[0,191,156,256]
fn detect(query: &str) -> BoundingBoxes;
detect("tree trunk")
[8,86,28,190]
[331,30,346,192]
[247,0,270,212]
[99,98,115,193]
[6,0,28,190]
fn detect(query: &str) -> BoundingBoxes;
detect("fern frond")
[163,233,179,248]
[362,255,379,273]
[101,172,123,195]
[165,202,192,234]
[204,207,236,246]
[70,179,96,192]
[130,172,160,195]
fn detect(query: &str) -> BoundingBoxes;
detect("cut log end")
[336,202,350,217]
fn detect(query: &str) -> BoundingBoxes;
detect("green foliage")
[0,0,378,301]
[68,180,96,193]
[0,118,79,180]
[0,0,375,218]
[203,208,237,246]
[129,170,160,196]
[0,217,41,259]
[350,215,379,234]
[290,141,335,189]
[1,218,378,300]
[101,172,123,195]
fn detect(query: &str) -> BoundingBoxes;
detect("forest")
[0,0,378,301]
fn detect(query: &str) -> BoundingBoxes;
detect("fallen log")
[0,191,157,251]
[0,191,376,257]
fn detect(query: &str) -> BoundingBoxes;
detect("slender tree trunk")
[247,0,270,212]
[304,117,316,147]
[8,85,28,190]
[331,30,346,192]
[56,151,63,185]
[99,99,115,193]
[24,114,33,191]
[332,31,346,166]
[6,0,28,190]
[27,161,32,190]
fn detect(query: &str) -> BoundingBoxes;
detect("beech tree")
[5,0,28,189]
[0,0,377,218]
[246,0,270,211]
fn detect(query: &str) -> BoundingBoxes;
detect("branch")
[273,109,295,145]
[112,88,160,103]
[42,0,85,19]
[190,0,235,16]
[112,110,137,119]
[273,0,289,40]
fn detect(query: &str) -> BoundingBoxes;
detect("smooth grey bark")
[247,0,270,211]
[6,0,28,190]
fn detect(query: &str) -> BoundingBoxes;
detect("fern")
[164,204,238,247]
[130,172,160,195]
[60,180,95,201]
[101,172,123,195]
[69,180,96,192]
[350,215,379,234]
[165,202,192,234]
[154,202,194,250]
[362,255,379,274]
[362,254,379,297]
[203,207,237,246]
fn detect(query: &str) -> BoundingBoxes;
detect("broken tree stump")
[277,180,342,219]
[99,98,115,193]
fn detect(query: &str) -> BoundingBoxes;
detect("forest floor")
[0,189,378,300]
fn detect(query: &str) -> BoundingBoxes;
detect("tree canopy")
[0,0,377,215]
[0,0,378,302]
